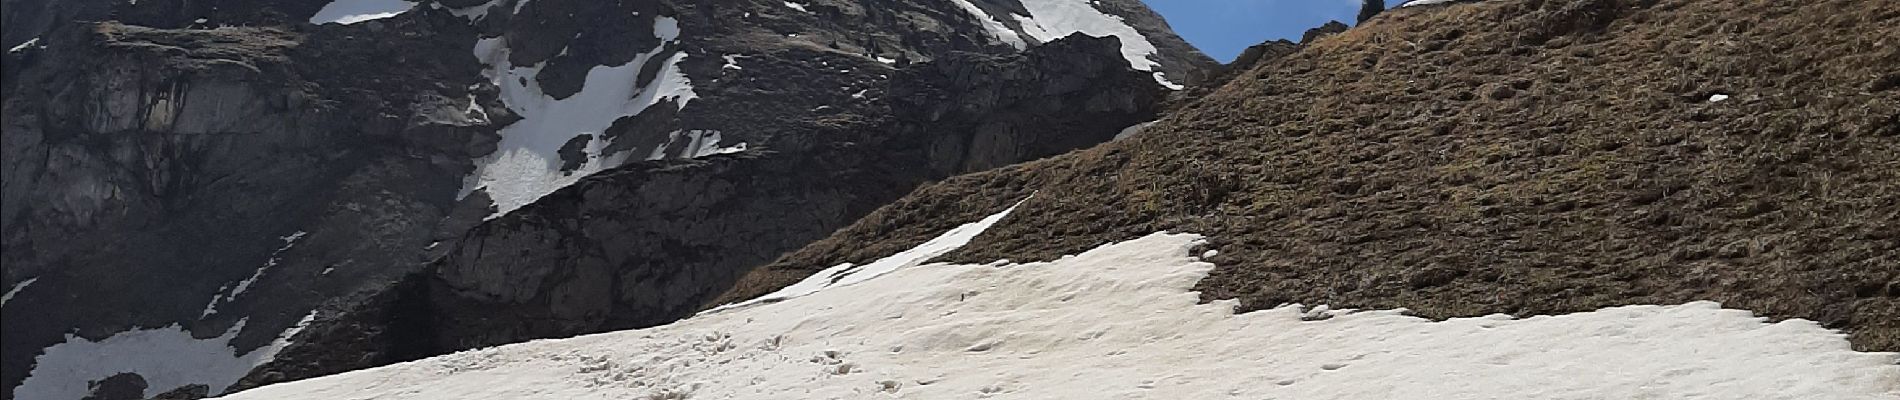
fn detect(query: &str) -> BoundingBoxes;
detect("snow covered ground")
[16,313,317,400]
[308,0,416,25]
[219,232,1899,399]
[704,197,1027,314]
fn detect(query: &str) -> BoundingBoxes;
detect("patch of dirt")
[722,0,1900,351]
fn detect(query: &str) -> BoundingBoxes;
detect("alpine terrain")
[2,0,1214,397]
[2,0,1897,399]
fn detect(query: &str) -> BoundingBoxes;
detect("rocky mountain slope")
[0,0,1215,398]
[725,0,1900,355]
[238,32,1172,390]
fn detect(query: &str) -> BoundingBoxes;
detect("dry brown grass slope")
[718,0,1900,351]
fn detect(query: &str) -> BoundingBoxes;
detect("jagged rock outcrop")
[1357,0,1386,24]
[74,374,143,400]
[723,0,1900,355]
[1300,20,1350,44]
[889,34,1167,174]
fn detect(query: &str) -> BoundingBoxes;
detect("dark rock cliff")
[1,15,495,399]
[238,34,1167,389]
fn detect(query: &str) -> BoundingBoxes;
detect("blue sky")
[1143,0,1408,62]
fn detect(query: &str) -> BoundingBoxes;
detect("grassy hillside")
[723,0,1900,351]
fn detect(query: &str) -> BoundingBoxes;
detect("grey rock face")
[891,33,1166,174]
[1,14,495,400]
[237,33,1167,388]
[76,373,145,400]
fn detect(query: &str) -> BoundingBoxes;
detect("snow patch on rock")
[1113,120,1156,140]
[308,0,416,24]
[15,312,317,400]
[949,0,1027,49]
[7,37,40,53]
[460,16,698,218]
[647,130,747,160]
[221,230,1896,399]
[1,277,38,307]
[431,0,503,21]
[1402,0,1477,7]
[201,231,307,318]
[1013,0,1181,89]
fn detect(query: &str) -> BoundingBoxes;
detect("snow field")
[704,197,1027,315]
[16,313,318,400]
[219,231,1900,399]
